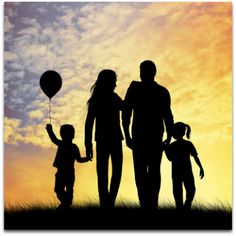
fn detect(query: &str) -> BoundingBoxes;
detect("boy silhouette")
[164,122,204,210]
[46,124,91,209]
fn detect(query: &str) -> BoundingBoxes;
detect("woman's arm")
[85,102,96,159]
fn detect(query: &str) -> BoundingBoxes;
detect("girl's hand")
[199,168,204,179]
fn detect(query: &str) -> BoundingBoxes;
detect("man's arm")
[163,143,173,162]
[163,89,174,144]
[45,124,61,145]
[122,82,135,149]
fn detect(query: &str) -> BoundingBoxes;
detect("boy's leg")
[54,170,66,206]
[96,141,110,208]
[183,172,195,209]
[109,141,123,207]
[64,170,75,208]
[172,174,183,209]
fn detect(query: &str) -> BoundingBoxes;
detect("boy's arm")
[74,145,91,163]
[45,124,61,145]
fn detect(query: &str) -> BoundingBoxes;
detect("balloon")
[40,70,62,99]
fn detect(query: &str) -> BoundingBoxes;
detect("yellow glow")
[4,2,232,208]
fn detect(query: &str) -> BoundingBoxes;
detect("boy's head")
[60,124,75,141]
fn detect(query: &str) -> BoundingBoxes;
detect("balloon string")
[49,99,52,124]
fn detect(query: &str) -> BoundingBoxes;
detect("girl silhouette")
[85,69,123,208]
[164,122,204,210]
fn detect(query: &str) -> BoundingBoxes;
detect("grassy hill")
[4,202,232,230]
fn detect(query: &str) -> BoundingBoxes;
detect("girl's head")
[91,69,117,95]
[60,124,75,141]
[172,122,191,140]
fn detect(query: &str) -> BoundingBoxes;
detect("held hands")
[199,168,204,179]
[126,136,134,150]
[86,146,93,161]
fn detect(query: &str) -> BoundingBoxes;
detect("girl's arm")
[193,155,204,179]
[46,124,61,145]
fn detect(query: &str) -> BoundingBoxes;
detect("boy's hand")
[46,124,52,130]
[199,168,204,179]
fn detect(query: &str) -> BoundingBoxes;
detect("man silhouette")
[122,60,174,209]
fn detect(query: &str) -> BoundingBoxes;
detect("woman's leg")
[96,142,110,207]
[109,141,123,207]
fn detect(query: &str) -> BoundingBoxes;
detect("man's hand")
[86,146,93,160]
[126,137,134,150]
[163,138,171,145]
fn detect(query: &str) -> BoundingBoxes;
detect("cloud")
[4,16,14,33]
[4,2,232,148]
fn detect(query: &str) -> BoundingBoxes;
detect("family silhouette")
[44,60,204,210]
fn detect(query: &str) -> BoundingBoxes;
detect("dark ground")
[4,204,232,230]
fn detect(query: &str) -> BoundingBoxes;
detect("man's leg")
[132,147,148,208]
[148,144,163,208]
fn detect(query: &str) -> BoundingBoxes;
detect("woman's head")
[172,122,191,140]
[92,69,117,93]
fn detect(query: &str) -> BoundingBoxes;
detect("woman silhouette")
[85,69,123,208]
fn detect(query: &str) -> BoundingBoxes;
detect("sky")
[3,1,232,208]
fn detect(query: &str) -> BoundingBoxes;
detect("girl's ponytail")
[185,124,191,139]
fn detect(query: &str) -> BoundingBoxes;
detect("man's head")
[60,124,75,141]
[140,60,157,83]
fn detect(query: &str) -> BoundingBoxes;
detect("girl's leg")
[184,172,195,209]
[109,141,123,207]
[172,175,183,209]
[96,142,110,208]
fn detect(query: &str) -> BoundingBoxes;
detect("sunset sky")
[4,2,232,208]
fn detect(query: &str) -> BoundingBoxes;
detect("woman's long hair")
[87,69,117,105]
